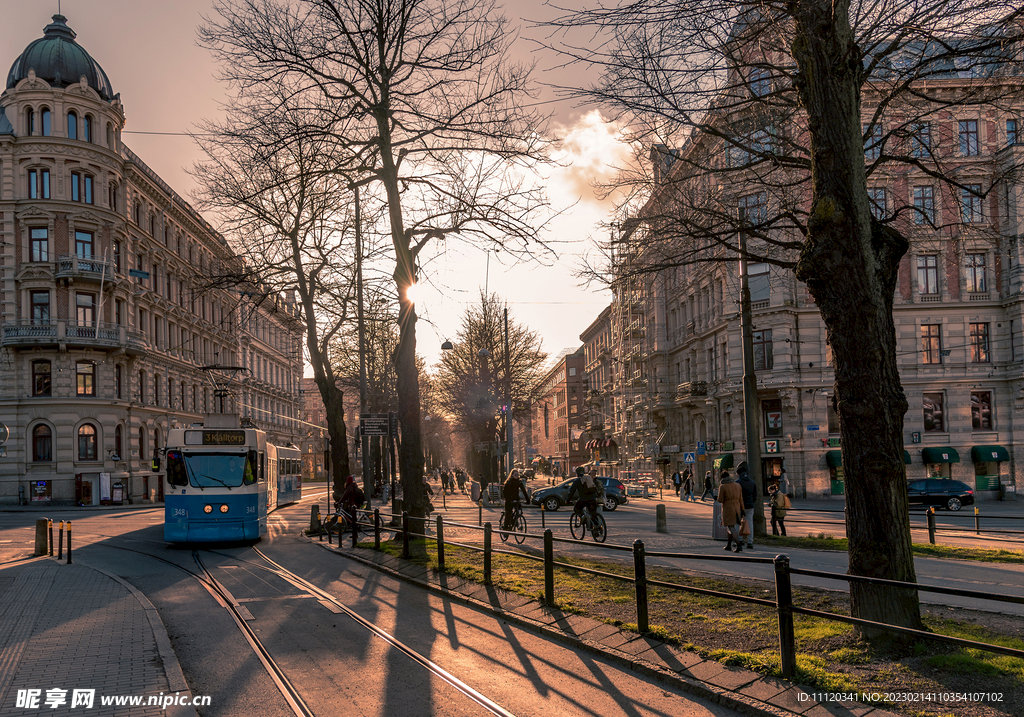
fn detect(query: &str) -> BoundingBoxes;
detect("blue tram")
[164,426,302,542]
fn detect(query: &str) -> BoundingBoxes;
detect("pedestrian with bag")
[682,470,694,502]
[769,482,789,535]
[736,462,757,550]
[716,471,744,552]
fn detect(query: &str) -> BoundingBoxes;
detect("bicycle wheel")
[569,511,586,540]
[499,511,510,542]
[514,513,527,544]
[591,513,607,543]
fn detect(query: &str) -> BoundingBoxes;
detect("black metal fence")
[337,508,1024,680]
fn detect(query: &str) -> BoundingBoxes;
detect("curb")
[310,536,819,717]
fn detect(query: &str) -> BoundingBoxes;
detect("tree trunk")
[316,378,350,509]
[791,0,921,633]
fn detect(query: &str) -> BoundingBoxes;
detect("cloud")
[546,110,635,207]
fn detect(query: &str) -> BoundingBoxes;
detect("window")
[749,67,770,97]
[75,231,93,259]
[114,299,124,327]
[960,185,983,223]
[25,107,34,135]
[868,187,887,220]
[748,262,770,302]
[762,398,783,437]
[826,400,840,433]
[923,392,945,432]
[76,293,96,326]
[864,123,883,160]
[30,228,49,261]
[108,181,118,212]
[910,123,931,158]
[114,425,123,459]
[752,329,773,370]
[30,291,50,324]
[971,391,992,431]
[139,427,148,461]
[28,169,50,199]
[965,253,986,293]
[115,364,123,399]
[76,361,96,396]
[958,120,979,156]
[67,111,77,139]
[113,240,121,273]
[71,172,93,204]
[1009,119,1019,146]
[921,324,942,364]
[139,370,147,404]
[32,360,51,396]
[154,374,162,407]
[41,108,51,136]
[568,367,576,376]
[916,255,939,294]
[970,323,990,363]
[913,186,935,224]
[83,115,92,143]
[78,424,98,461]
[33,425,52,462]
[738,191,768,224]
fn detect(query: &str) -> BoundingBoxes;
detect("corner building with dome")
[0,16,304,506]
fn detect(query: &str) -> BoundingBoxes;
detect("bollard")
[319,510,324,541]
[327,514,333,544]
[374,509,381,550]
[975,506,980,535]
[437,515,445,571]
[544,529,554,606]
[402,512,410,559]
[57,521,65,560]
[927,507,936,544]
[655,504,667,533]
[774,555,796,679]
[483,522,492,584]
[48,519,54,556]
[35,518,48,557]
[478,501,483,527]
[66,521,73,564]
[633,540,649,633]
[540,505,546,530]
[309,505,321,533]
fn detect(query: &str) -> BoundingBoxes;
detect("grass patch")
[758,534,1024,565]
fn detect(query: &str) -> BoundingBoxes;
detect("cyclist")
[566,466,600,529]
[502,469,529,530]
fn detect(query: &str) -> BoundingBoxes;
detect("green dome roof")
[7,15,114,100]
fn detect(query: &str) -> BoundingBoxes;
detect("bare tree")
[199,0,554,520]
[549,0,1024,632]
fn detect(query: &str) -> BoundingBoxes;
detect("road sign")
[696,441,706,456]
[0,422,7,445]
[683,452,696,464]
[360,413,390,436]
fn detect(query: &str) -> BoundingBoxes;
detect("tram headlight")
[220,504,229,513]
[203,504,213,514]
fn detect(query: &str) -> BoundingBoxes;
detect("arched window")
[78,424,98,461]
[25,107,35,135]
[114,425,123,459]
[153,427,162,464]
[108,180,118,212]
[41,108,51,136]
[106,122,114,148]
[83,115,92,143]
[139,426,148,461]
[154,373,161,407]
[67,111,78,139]
[33,425,52,462]
[134,199,142,225]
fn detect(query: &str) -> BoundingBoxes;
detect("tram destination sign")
[185,429,247,445]
[360,414,391,437]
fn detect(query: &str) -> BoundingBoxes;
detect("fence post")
[774,555,796,679]
[484,522,492,584]
[927,507,936,544]
[402,512,410,559]
[544,529,554,606]
[66,521,72,564]
[374,509,381,550]
[975,506,980,535]
[437,515,445,571]
[633,540,649,633]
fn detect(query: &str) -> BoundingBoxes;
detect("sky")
[0,1,631,371]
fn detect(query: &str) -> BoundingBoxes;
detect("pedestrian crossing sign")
[683,452,696,463]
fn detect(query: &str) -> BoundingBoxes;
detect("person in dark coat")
[736,462,757,550]
[671,469,682,495]
[716,471,744,552]
[700,470,714,501]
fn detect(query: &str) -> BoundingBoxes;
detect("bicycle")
[499,501,527,544]
[569,503,607,543]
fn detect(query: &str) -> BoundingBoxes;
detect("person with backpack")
[672,469,682,496]
[502,469,529,530]
[567,466,600,528]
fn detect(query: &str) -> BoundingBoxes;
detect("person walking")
[769,482,788,536]
[736,462,757,550]
[682,470,694,502]
[456,471,467,494]
[716,471,744,552]
[700,470,714,501]
[778,468,791,499]
[672,469,682,496]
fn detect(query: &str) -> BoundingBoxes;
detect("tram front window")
[166,451,249,489]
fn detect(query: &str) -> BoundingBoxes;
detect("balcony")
[2,321,150,354]
[675,381,708,402]
[55,254,116,283]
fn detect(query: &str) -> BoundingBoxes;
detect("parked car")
[530,476,628,512]
[906,479,975,511]
[521,468,536,480]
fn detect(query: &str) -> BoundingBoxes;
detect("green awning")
[903,450,912,464]
[921,447,960,464]
[971,445,1009,463]
[825,450,843,468]
[713,454,734,470]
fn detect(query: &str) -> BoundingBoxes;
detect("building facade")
[529,348,587,478]
[0,15,302,505]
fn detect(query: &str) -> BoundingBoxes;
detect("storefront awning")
[921,447,960,464]
[604,438,617,447]
[971,445,1009,463]
[825,450,843,468]
[585,440,595,449]
[713,454,734,470]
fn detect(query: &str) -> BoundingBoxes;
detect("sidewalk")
[316,530,899,717]
[0,557,197,716]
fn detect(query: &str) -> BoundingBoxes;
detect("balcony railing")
[1,320,148,352]
[55,254,115,282]
[676,381,708,399]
